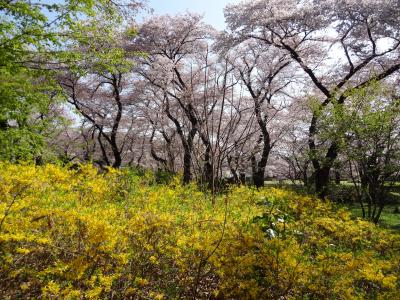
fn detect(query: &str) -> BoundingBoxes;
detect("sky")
[141,0,241,30]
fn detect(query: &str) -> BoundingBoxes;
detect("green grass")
[263,180,400,230]
[341,204,400,230]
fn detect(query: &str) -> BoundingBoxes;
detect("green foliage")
[154,168,176,184]
[0,163,399,299]
[315,82,400,222]
[0,0,139,162]
[0,0,64,160]
[0,65,62,161]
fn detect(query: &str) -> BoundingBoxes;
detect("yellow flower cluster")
[0,163,398,299]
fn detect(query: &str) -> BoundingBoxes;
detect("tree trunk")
[201,135,214,189]
[227,156,239,184]
[314,167,331,199]
[182,148,192,184]
[182,128,197,185]
[110,74,123,169]
[250,136,271,188]
[253,169,265,188]
[310,141,339,198]
[111,145,122,168]
[164,96,196,185]
[239,172,246,185]
[335,170,341,185]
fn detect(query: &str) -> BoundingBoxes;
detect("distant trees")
[225,41,293,187]
[0,0,145,161]
[224,0,400,196]
[134,13,255,189]
[60,31,133,168]
[134,13,215,184]
[53,1,399,200]
[2,0,399,210]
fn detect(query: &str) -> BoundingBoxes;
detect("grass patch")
[345,204,400,230]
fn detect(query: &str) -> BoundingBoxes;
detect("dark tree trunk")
[63,73,124,169]
[314,167,331,199]
[181,128,196,185]
[164,132,176,173]
[203,161,213,189]
[240,66,274,189]
[150,128,168,169]
[98,131,110,166]
[253,169,265,188]
[182,148,192,184]
[110,74,123,168]
[335,170,341,184]
[250,135,271,188]
[111,145,122,168]
[165,96,197,185]
[200,134,214,189]
[309,131,339,198]
[227,156,240,184]
[239,172,246,185]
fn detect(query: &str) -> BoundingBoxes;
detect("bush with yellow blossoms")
[0,163,399,299]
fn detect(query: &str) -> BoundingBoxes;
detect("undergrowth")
[0,163,399,299]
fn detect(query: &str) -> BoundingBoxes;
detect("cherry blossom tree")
[60,17,142,168]
[132,13,211,182]
[224,0,400,196]
[222,40,294,186]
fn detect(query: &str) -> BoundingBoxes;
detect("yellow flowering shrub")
[0,163,399,299]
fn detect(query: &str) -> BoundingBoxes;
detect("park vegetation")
[1,163,399,299]
[1,0,400,298]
